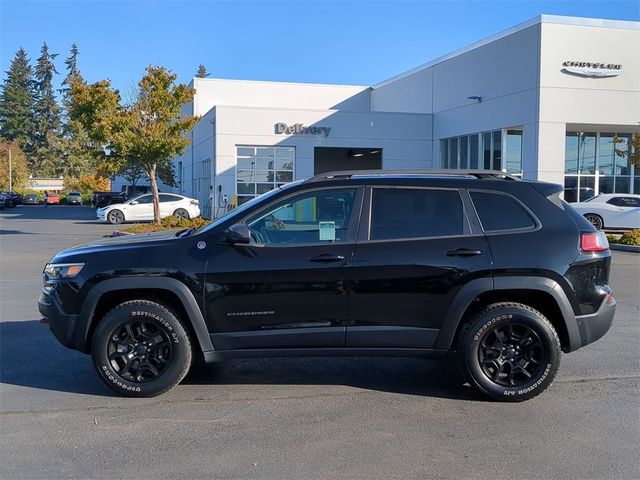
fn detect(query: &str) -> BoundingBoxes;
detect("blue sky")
[1,0,639,94]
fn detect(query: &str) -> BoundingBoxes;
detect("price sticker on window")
[319,221,336,241]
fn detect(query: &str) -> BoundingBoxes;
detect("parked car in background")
[45,193,60,205]
[570,193,640,230]
[7,191,23,205]
[92,191,128,209]
[66,191,83,205]
[23,193,39,205]
[121,185,153,197]
[97,193,200,224]
[0,192,16,208]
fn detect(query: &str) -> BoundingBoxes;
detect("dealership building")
[171,14,639,218]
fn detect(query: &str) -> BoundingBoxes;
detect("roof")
[374,14,640,89]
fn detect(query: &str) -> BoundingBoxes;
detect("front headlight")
[44,263,85,279]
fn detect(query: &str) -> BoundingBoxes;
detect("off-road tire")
[91,300,192,397]
[457,302,561,402]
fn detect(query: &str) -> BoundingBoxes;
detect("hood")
[53,229,184,260]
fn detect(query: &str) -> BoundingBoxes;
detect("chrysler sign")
[561,61,622,78]
[275,122,332,137]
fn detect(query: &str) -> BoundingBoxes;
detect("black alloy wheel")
[92,300,192,397]
[477,323,545,387]
[107,320,173,383]
[458,302,561,402]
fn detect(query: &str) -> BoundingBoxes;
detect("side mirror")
[223,223,251,245]
[130,200,138,205]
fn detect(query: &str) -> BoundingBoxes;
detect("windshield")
[195,181,304,235]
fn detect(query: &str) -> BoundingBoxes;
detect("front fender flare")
[78,277,214,354]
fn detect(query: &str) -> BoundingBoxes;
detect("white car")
[570,193,640,230]
[97,193,201,224]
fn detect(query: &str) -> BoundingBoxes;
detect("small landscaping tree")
[70,66,198,223]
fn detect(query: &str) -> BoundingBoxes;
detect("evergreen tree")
[196,64,210,78]
[31,42,62,175]
[0,48,35,149]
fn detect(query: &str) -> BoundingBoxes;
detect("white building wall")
[212,105,432,205]
[192,78,371,116]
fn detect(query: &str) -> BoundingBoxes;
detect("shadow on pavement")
[1,320,476,401]
[0,206,96,221]
[0,229,35,235]
[0,320,111,396]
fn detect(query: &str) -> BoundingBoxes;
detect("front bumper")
[575,294,616,348]
[38,289,82,351]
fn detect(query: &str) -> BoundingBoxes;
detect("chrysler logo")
[562,61,622,78]
[275,122,332,137]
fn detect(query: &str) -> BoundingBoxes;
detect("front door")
[347,186,492,348]
[204,187,363,349]
[127,194,154,220]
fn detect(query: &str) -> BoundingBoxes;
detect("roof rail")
[304,169,521,183]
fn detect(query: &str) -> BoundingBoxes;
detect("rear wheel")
[91,300,192,397]
[584,213,604,230]
[173,208,190,220]
[107,209,125,224]
[457,302,561,402]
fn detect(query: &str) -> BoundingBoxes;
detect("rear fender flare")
[435,276,580,351]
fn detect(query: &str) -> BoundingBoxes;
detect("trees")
[0,48,35,149]
[70,66,198,223]
[31,42,62,176]
[0,141,30,191]
[196,64,210,78]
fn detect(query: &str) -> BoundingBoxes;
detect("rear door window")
[470,191,536,232]
[369,188,465,240]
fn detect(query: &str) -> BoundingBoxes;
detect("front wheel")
[457,302,561,402]
[107,209,125,224]
[91,300,192,397]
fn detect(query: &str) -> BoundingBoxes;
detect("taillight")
[580,231,609,252]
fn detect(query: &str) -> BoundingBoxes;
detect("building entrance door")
[314,147,382,174]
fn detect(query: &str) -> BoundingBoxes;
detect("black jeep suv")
[39,170,616,401]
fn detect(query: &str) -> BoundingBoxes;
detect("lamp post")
[8,147,12,192]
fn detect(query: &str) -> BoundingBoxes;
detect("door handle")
[309,253,345,262]
[446,248,483,257]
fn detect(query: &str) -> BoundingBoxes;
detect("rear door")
[347,186,492,349]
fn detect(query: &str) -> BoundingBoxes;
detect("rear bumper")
[575,294,616,349]
[38,289,82,351]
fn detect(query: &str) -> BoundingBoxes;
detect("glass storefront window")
[614,135,631,175]
[492,130,502,171]
[615,176,630,193]
[483,132,492,169]
[450,138,458,169]
[579,133,596,174]
[564,132,636,201]
[459,136,468,169]
[469,134,479,169]
[598,133,615,175]
[440,140,449,169]
[236,146,295,204]
[565,133,579,174]
[506,130,523,174]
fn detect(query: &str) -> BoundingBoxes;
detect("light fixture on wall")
[467,95,482,103]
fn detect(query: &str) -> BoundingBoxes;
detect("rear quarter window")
[470,191,536,232]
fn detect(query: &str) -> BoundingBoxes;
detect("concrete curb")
[110,230,133,237]
[610,244,640,253]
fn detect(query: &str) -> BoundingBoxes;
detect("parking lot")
[1,206,639,479]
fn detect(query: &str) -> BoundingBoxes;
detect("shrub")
[613,229,640,246]
[120,215,211,234]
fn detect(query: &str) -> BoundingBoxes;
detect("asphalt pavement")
[1,206,639,479]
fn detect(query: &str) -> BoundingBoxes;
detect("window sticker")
[319,221,336,241]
